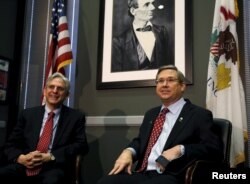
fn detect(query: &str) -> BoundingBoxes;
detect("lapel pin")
[179,117,183,122]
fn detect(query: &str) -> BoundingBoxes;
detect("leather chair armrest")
[76,154,82,184]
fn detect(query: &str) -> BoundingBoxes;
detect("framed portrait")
[97,0,193,89]
[0,56,10,102]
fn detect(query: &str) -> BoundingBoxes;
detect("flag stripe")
[58,36,71,46]
[58,22,68,32]
[58,41,72,55]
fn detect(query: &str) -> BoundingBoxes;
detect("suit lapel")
[31,107,45,149]
[164,101,193,148]
[126,28,140,68]
[52,105,68,147]
[152,26,161,61]
[140,107,161,152]
[148,108,161,131]
[144,107,161,140]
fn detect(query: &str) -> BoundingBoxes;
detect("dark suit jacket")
[3,105,88,177]
[112,24,174,72]
[128,99,223,175]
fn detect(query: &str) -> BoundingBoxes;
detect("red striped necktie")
[26,112,55,176]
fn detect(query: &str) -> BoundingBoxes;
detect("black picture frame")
[0,56,10,103]
[97,0,193,89]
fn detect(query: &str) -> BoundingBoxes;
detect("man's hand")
[16,151,52,169]
[109,149,133,175]
[161,145,182,161]
[156,145,182,172]
[17,151,41,168]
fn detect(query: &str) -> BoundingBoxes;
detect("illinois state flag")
[206,0,247,167]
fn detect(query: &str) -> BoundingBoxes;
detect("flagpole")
[65,0,79,107]
[242,0,250,167]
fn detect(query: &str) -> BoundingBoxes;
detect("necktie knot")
[136,25,152,32]
[161,108,169,115]
[48,112,55,118]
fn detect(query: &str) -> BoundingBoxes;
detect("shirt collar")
[133,21,153,31]
[161,97,186,114]
[45,105,61,116]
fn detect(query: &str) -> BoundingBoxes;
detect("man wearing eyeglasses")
[0,73,89,184]
[98,65,223,184]
[111,0,174,72]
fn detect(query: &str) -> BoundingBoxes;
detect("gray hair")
[156,65,186,83]
[45,72,70,93]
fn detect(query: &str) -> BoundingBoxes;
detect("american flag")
[43,0,73,87]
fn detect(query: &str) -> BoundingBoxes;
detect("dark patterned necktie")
[138,108,169,172]
[26,112,55,176]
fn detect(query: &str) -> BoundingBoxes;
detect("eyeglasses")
[155,78,179,85]
[47,85,65,92]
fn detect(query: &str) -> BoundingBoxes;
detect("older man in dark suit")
[111,0,174,72]
[0,73,88,184]
[98,65,223,184]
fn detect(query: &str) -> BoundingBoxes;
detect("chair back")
[185,118,232,184]
[213,118,232,166]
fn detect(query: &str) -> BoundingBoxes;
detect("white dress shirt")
[133,22,155,61]
[146,98,186,170]
[40,105,61,151]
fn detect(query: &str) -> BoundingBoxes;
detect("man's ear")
[181,83,186,92]
[130,8,136,16]
[43,87,46,96]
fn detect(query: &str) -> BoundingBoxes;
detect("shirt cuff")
[126,147,136,157]
[180,145,185,156]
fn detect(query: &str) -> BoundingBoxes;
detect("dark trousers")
[97,170,185,184]
[0,163,66,184]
